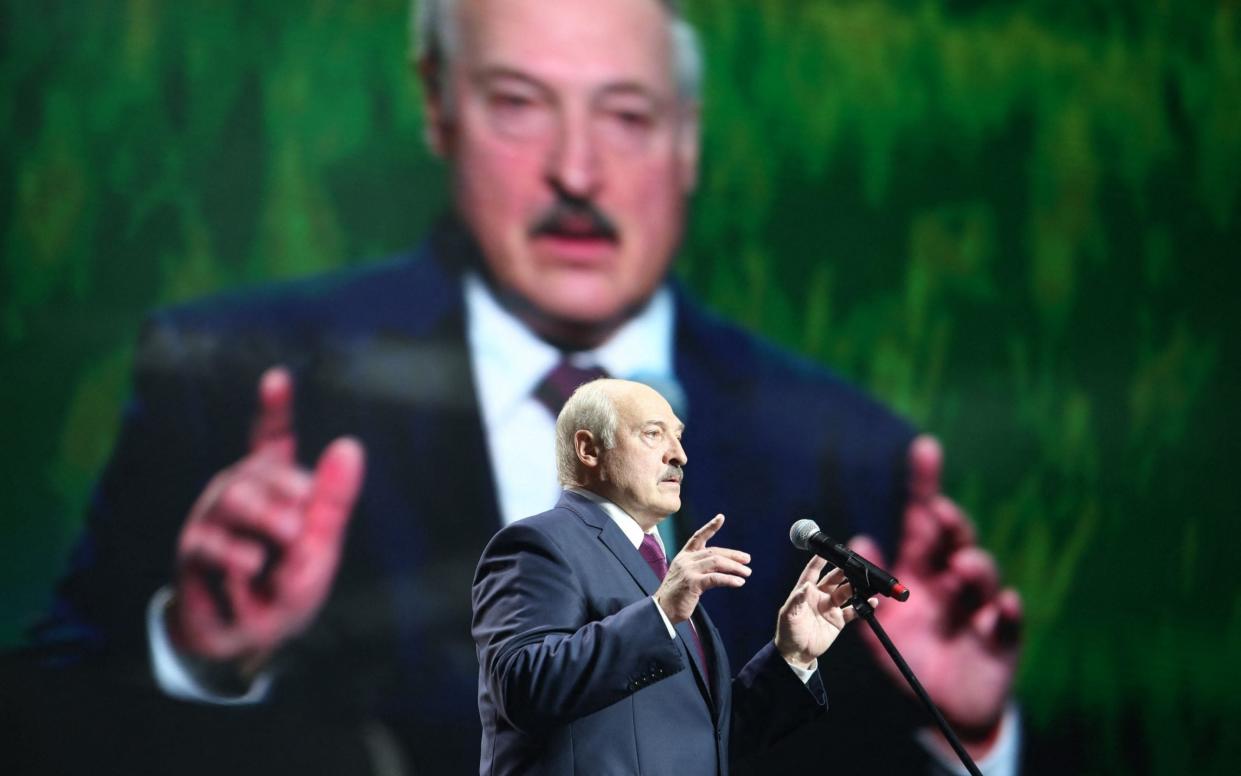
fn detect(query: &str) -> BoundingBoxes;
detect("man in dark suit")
[473,378,871,775]
[20,0,1022,773]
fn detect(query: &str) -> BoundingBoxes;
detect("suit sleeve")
[30,312,286,677]
[472,521,687,733]
[728,641,828,763]
[29,315,226,670]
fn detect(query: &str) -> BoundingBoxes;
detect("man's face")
[599,383,687,528]
[427,0,699,341]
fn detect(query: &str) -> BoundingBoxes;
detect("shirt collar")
[464,271,675,431]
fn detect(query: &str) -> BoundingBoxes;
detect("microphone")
[789,519,910,601]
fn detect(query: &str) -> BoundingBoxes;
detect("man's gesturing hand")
[654,514,751,624]
[774,556,876,669]
[168,366,366,674]
[849,435,1022,747]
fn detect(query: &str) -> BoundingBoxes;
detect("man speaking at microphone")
[472,378,873,775]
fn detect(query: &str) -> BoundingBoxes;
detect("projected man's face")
[425,0,699,344]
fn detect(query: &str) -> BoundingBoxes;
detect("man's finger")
[844,595,880,622]
[181,523,266,582]
[253,461,315,511]
[896,500,946,576]
[827,578,855,607]
[701,546,751,565]
[694,555,752,579]
[208,473,305,547]
[928,494,975,551]
[815,566,846,591]
[795,555,828,587]
[947,546,1001,614]
[683,514,725,552]
[277,438,365,601]
[302,437,366,549]
[991,588,1024,648]
[908,434,942,503]
[702,572,746,590]
[251,366,296,460]
[969,587,1023,648]
[783,581,809,612]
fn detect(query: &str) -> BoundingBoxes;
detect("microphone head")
[789,519,821,551]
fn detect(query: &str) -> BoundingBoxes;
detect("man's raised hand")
[849,434,1022,750]
[168,366,366,675]
[774,555,876,669]
[654,514,751,624]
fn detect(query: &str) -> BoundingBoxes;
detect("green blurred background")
[2,0,1238,771]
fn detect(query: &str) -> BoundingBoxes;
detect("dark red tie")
[535,360,608,416]
[638,534,669,579]
[639,534,710,689]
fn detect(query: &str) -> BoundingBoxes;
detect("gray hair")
[555,379,621,487]
[411,0,703,104]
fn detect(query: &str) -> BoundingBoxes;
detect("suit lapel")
[562,492,717,708]
[675,618,716,709]
[694,608,731,720]
[564,492,662,596]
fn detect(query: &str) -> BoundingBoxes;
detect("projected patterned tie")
[534,360,608,416]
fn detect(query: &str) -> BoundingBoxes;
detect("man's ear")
[416,56,451,157]
[574,430,602,471]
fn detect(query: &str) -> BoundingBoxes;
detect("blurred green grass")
[2,1,1238,771]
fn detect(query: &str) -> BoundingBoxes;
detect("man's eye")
[484,91,554,139]
[596,104,659,152]
[612,110,653,130]
[491,93,533,110]
[620,111,650,126]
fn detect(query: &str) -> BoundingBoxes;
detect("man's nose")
[545,109,602,200]
[666,437,687,467]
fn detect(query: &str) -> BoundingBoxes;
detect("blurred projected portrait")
[58,1,1241,775]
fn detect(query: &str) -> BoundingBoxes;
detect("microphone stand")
[847,589,984,776]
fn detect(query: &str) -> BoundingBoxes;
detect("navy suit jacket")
[473,491,825,776]
[28,222,919,773]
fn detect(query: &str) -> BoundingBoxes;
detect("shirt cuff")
[784,658,818,685]
[147,586,272,704]
[651,596,677,638]
[916,702,1022,776]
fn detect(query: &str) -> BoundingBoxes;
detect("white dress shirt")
[465,272,678,530]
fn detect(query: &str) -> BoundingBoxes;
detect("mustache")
[660,465,683,482]
[529,195,619,242]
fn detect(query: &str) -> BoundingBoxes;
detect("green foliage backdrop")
[3,1,1238,771]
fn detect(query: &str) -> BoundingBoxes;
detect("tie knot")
[638,533,669,581]
[535,360,608,416]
